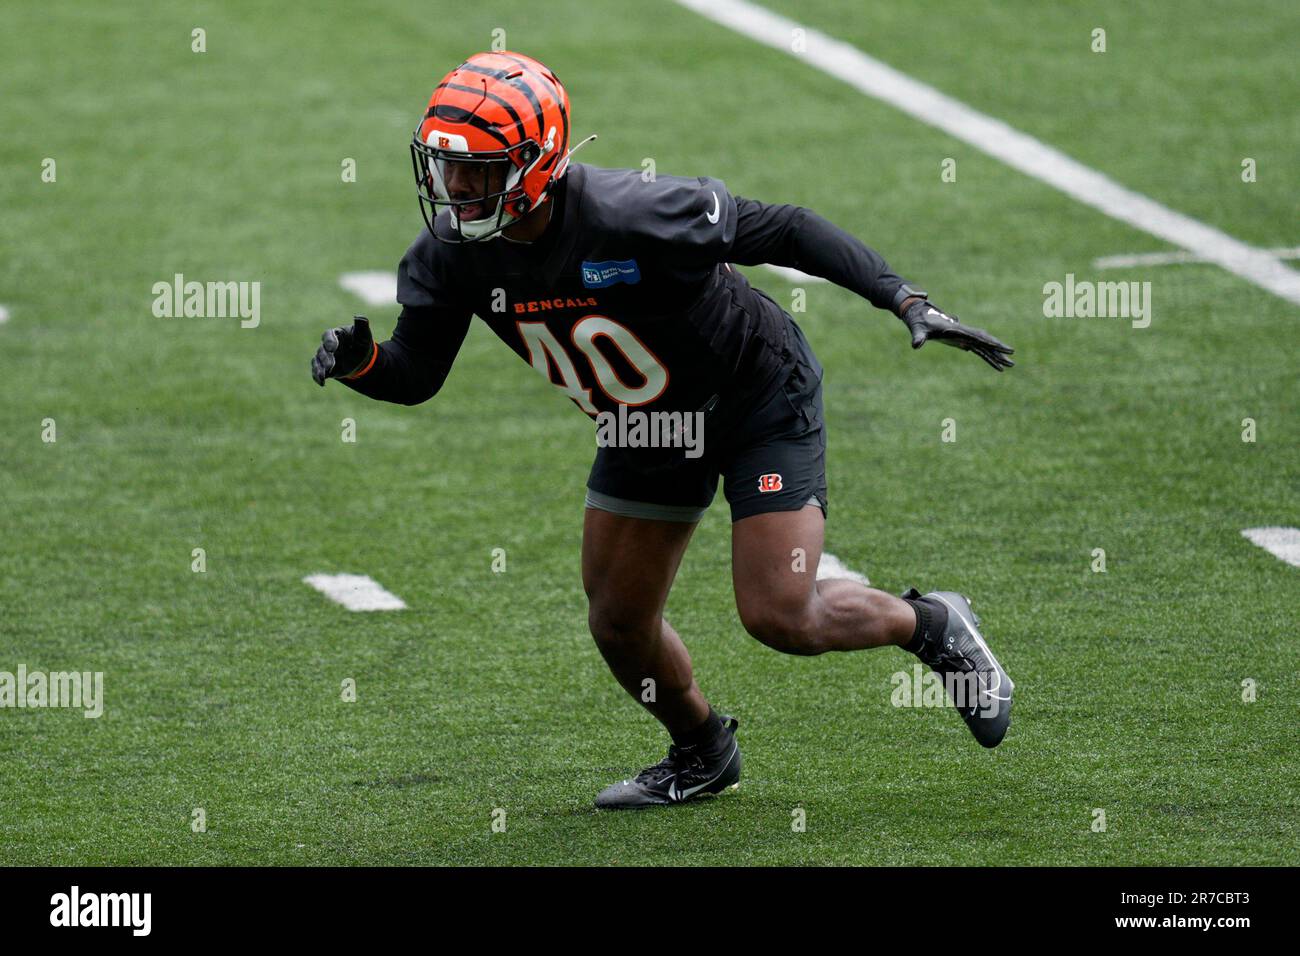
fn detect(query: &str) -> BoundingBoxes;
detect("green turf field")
[1,0,1296,865]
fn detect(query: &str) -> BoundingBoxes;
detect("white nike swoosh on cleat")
[668,741,738,801]
[933,593,1014,699]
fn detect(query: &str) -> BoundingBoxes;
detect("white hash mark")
[339,272,398,307]
[1241,527,1300,569]
[817,552,870,586]
[304,573,407,611]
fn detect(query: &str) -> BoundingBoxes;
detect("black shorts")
[585,322,827,524]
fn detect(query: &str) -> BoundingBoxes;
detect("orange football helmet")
[410,51,591,242]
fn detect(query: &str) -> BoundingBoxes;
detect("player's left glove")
[900,299,1015,372]
[311,316,375,386]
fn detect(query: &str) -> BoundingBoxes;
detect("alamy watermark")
[891,663,1001,717]
[1043,273,1151,328]
[50,886,150,936]
[152,273,260,328]
[595,404,706,459]
[1,666,103,718]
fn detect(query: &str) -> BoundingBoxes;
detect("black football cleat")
[594,716,742,809]
[905,589,1014,748]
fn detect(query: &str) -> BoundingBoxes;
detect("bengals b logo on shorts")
[757,473,783,493]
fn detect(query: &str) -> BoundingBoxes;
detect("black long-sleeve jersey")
[345,164,913,417]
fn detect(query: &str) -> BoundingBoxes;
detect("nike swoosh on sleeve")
[705,191,721,224]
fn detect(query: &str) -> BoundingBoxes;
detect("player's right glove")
[311,316,375,386]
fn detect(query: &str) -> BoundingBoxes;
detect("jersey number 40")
[516,316,668,413]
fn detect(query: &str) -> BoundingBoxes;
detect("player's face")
[442,159,509,222]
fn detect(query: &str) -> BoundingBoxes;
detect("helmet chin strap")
[561,133,598,168]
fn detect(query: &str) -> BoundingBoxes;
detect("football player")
[311,52,1016,809]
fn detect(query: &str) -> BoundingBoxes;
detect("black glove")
[900,300,1015,372]
[311,316,375,386]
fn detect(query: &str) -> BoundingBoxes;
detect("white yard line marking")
[0,305,10,324]
[1241,527,1300,569]
[672,0,1300,306]
[303,573,408,611]
[817,551,870,586]
[761,263,828,284]
[339,271,397,307]
[1095,246,1300,270]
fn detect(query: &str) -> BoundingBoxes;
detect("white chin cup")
[448,196,516,240]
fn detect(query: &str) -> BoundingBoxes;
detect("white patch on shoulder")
[339,271,398,306]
